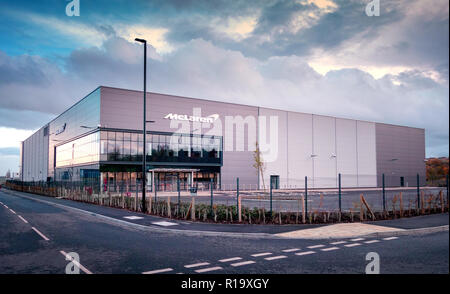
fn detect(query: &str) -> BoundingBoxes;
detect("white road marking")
[195,266,223,273]
[184,262,210,268]
[307,244,325,249]
[142,268,173,274]
[123,216,144,220]
[350,238,365,241]
[60,251,92,274]
[4,205,8,208]
[17,215,28,223]
[330,241,347,245]
[31,227,49,241]
[364,240,380,244]
[230,261,256,267]
[265,255,287,261]
[383,237,399,241]
[9,209,16,214]
[282,248,301,253]
[219,257,242,263]
[321,247,340,252]
[295,251,316,256]
[251,252,272,257]
[151,221,179,227]
[344,243,362,247]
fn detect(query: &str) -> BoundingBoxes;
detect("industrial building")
[20,86,426,190]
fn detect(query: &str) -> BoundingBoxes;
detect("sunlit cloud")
[117,25,174,54]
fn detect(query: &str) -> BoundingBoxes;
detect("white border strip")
[60,250,93,274]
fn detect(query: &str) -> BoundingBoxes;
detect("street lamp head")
[135,38,147,44]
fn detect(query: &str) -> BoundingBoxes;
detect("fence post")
[416,173,420,210]
[210,178,214,217]
[305,176,308,217]
[236,177,239,214]
[270,177,273,213]
[446,174,449,207]
[177,177,181,216]
[338,173,342,213]
[382,173,386,212]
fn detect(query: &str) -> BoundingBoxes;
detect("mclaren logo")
[164,113,220,123]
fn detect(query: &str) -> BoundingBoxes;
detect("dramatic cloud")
[0,0,448,175]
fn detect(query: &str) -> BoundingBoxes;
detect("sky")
[0,0,448,176]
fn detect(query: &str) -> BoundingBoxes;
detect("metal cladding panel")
[336,118,358,187]
[312,115,337,188]
[22,127,48,182]
[287,112,313,188]
[100,87,259,188]
[356,121,377,187]
[258,108,288,189]
[375,123,425,187]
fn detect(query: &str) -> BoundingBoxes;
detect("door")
[400,176,405,187]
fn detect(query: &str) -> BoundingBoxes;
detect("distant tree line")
[426,157,449,186]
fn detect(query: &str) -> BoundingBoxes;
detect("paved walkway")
[275,223,405,239]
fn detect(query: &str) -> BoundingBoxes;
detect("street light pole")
[135,38,147,212]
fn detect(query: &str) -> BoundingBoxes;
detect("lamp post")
[135,37,148,212]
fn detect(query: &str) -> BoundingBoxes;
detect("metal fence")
[4,173,449,224]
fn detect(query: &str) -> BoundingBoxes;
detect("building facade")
[20,86,426,190]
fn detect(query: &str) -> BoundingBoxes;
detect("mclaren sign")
[164,113,219,123]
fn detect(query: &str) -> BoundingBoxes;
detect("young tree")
[253,142,266,190]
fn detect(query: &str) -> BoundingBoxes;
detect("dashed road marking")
[295,251,316,256]
[321,247,340,252]
[184,262,210,268]
[60,250,92,274]
[251,252,272,257]
[123,216,144,220]
[350,238,365,241]
[282,248,301,253]
[17,215,28,223]
[31,227,49,241]
[195,266,223,273]
[4,205,8,209]
[151,221,179,227]
[307,244,325,249]
[265,255,287,261]
[219,257,242,263]
[364,240,380,244]
[344,243,362,247]
[142,268,173,274]
[383,237,399,241]
[231,261,256,267]
[9,209,16,214]
[330,241,347,245]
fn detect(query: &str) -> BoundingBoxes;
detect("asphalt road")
[0,189,448,274]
